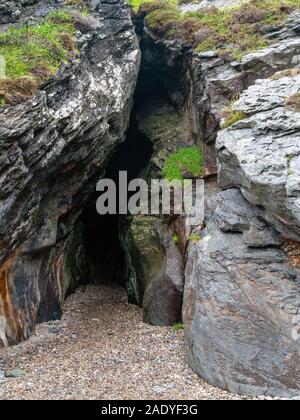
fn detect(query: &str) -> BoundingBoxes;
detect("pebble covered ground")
[0,285,274,400]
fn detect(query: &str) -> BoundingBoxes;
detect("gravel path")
[0,285,261,400]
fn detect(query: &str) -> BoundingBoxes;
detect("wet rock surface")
[138,5,300,173]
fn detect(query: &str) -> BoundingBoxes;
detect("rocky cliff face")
[135,3,300,174]
[2,0,300,400]
[0,0,140,345]
[217,74,300,241]
[184,45,300,399]
[133,0,300,398]
[184,184,300,398]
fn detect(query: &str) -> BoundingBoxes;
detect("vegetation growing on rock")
[271,68,300,80]
[221,109,247,128]
[189,232,202,243]
[129,0,177,12]
[130,0,299,60]
[172,234,179,245]
[64,0,88,12]
[173,322,184,332]
[0,10,79,105]
[163,147,204,181]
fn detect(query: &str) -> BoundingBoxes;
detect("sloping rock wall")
[0,0,140,345]
[184,70,300,397]
[217,74,300,241]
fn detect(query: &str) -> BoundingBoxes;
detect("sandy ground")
[0,285,269,400]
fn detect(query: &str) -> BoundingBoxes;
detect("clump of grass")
[163,147,204,181]
[286,93,300,111]
[189,232,201,243]
[0,10,79,105]
[271,68,300,80]
[129,0,177,13]
[0,76,39,105]
[221,109,247,128]
[137,0,299,60]
[64,0,88,13]
[172,234,179,245]
[173,322,184,332]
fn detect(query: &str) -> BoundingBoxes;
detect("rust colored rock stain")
[55,249,64,301]
[283,240,300,268]
[0,255,24,343]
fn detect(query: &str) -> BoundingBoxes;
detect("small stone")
[152,386,164,395]
[4,369,27,378]
[197,51,219,59]
[114,357,125,364]
[48,327,61,334]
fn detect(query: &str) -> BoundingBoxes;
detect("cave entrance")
[81,114,153,286]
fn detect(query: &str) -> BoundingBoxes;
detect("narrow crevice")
[77,26,184,299]
[80,112,153,287]
[78,50,173,291]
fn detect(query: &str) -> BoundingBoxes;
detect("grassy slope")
[0,10,78,104]
[131,0,300,60]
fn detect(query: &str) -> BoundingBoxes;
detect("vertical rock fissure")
[79,111,154,288]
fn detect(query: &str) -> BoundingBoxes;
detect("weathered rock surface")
[183,184,300,398]
[0,0,140,345]
[191,15,300,172]
[122,215,184,326]
[139,5,300,173]
[120,96,188,325]
[217,74,300,241]
[128,4,300,332]
[184,68,300,398]
[179,0,244,13]
[216,189,282,248]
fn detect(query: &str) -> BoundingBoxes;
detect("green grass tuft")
[129,0,177,12]
[222,110,247,128]
[163,147,204,181]
[172,234,179,245]
[189,232,202,243]
[173,322,184,332]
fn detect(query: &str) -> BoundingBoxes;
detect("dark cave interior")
[81,114,153,286]
[80,64,170,287]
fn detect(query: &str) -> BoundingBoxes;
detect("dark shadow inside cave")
[80,114,153,286]
[80,62,171,288]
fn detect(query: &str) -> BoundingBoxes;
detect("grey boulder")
[183,186,300,398]
[217,74,300,241]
